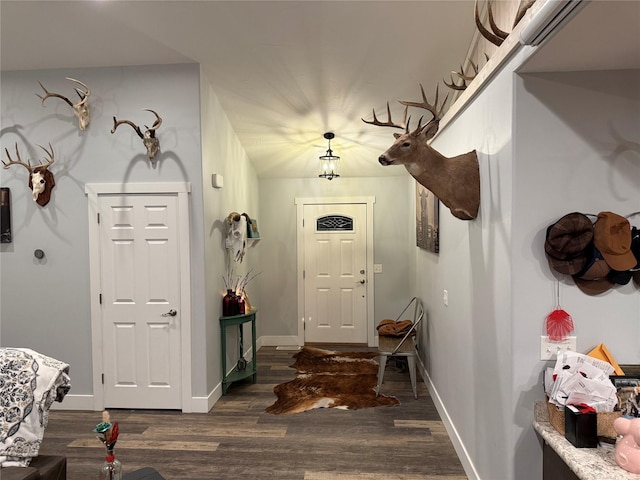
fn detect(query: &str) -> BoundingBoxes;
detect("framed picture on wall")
[416,183,438,253]
[0,188,11,244]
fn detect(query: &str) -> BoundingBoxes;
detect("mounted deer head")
[111,109,162,163]
[2,143,56,207]
[36,77,91,130]
[362,84,480,220]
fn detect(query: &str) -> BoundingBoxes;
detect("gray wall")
[200,70,260,398]
[0,64,261,409]
[256,176,415,342]
[416,60,640,479]
[511,68,640,480]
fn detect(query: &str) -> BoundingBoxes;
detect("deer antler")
[111,117,144,139]
[111,109,163,139]
[514,0,536,28]
[142,109,162,138]
[37,77,91,130]
[361,102,409,131]
[399,84,449,137]
[2,143,35,174]
[444,60,480,91]
[475,0,509,47]
[35,143,55,170]
[111,109,163,161]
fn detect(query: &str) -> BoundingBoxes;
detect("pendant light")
[318,132,340,180]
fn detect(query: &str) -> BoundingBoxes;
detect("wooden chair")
[376,297,424,399]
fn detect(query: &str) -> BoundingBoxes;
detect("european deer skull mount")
[225,212,248,263]
[362,84,480,220]
[36,77,91,131]
[111,109,163,163]
[2,143,56,207]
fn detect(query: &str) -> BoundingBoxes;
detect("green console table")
[220,310,257,394]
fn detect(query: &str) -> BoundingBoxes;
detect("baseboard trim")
[417,358,480,480]
[51,394,94,411]
[259,335,299,347]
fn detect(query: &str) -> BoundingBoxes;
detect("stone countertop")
[534,401,640,480]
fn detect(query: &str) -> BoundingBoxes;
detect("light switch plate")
[540,335,577,360]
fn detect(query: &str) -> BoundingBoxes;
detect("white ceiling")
[2,1,639,179]
[1,0,480,179]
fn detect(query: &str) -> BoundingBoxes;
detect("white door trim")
[86,182,193,412]
[295,196,375,347]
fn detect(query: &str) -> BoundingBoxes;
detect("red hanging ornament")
[546,308,574,341]
[546,280,574,341]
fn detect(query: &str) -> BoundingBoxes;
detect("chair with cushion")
[376,297,425,399]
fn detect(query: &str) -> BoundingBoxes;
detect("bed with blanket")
[0,348,71,479]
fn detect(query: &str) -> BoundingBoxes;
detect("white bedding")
[0,348,71,467]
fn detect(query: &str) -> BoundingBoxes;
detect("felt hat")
[571,244,614,295]
[608,226,640,285]
[594,212,636,271]
[544,212,593,275]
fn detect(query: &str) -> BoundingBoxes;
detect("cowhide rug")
[265,346,399,414]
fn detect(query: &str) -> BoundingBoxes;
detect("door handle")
[359,279,366,284]
[162,309,177,317]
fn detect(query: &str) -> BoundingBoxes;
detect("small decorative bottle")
[223,289,237,316]
[236,294,246,314]
[99,452,122,480]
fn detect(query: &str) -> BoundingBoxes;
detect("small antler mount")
[111,109,163,164]
[36,77,91,131]
[2,142,56,207]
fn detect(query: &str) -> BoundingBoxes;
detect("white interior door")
[98,194,182,409]
[303,203,368,344]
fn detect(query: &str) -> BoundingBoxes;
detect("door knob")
[359,279,366,284]
[162,309,177,317]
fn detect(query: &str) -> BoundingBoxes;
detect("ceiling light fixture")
[318,132,340,180]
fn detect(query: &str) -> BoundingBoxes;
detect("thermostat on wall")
[212,174,224,188]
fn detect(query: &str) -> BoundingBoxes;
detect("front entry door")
[303,203,368,344]
[98,194,182,409]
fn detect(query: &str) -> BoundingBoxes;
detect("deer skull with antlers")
[111,109,163,163]
[362,84,480,220]
[2,143,56,207]
[36,77,91,131]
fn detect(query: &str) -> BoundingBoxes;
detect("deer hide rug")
[265,346,399,414]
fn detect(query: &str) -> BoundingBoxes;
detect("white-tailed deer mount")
[362,84,480,220]
[36,77,91,131]
[2,143,56,207]
[111,109,162,163]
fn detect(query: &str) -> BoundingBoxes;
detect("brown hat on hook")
[544,212,593,275]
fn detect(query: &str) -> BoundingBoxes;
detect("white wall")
[256,176,415,343]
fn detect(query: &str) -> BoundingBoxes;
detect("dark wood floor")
[39,346,467,479]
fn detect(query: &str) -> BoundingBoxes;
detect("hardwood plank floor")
[39,346,467,479]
